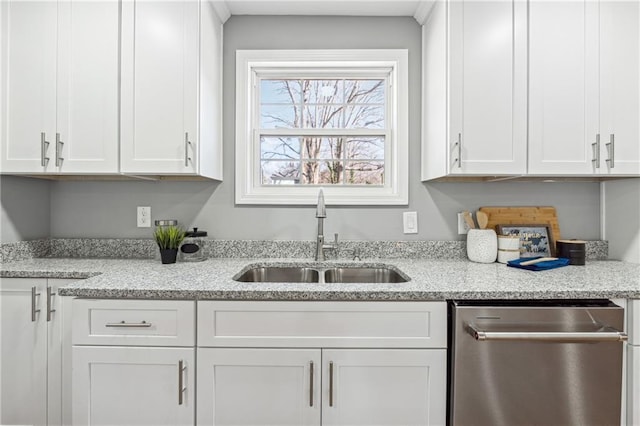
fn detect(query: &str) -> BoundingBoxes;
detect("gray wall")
[605,179,640,263]
[47,16,602,241]
[35,16,600,240]
[0,176,51,243]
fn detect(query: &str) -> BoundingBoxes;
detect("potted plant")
[153,225,186,264]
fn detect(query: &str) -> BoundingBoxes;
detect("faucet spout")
[315,189,337,261]
[316,189,326,218]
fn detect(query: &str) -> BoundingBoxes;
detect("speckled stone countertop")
[1,257,639,300]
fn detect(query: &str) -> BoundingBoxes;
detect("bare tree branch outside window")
[259,78,386,185]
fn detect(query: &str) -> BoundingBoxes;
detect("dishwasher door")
[449,300,627,426]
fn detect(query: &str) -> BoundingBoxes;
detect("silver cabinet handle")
[31,286,41,322]
[329,361,334,407]
[467,323,627,342]
[309,361,314,407]
[41,133,50,167]
[104,321,152,328]
[46,286,56,322]
[591,133,600,168]
[452,133,462,168]
[184,132,192,167]
[606,134,615,168]
[55,133,64,167]
[178,360,186,405]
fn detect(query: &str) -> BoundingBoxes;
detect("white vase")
[467,229,498,263]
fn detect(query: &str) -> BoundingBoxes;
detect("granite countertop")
[1,257,639,300]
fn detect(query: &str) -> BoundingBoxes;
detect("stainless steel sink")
[234,267,319,283]
[324,267,407,283]
[234,265,408,283]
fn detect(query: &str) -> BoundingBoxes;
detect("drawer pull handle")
[31,287,41,322]
[329,361,334,407]
[41,132,50,167]
[178,360,186,405]
[105,321,152,328]
[46,286,56,322]
[309,361,314,407]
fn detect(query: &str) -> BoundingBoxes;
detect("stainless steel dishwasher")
[449,300,627,426]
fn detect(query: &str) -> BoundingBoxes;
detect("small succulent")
[153,226,186,250]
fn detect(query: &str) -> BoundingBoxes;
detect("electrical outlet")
[457,212,471,234]
[137,206,151,228]
[403,211,418,234]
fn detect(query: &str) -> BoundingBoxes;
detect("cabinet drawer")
[72,299,195,346]
[197,301,447,348]
[630,299,640,345]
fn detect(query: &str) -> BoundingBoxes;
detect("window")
[236,50,408,205]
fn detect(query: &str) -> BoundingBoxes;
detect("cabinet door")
[197,348,321,426]
[47,279,76,426]
[0,278,48,426]
[72,346,194,426]
[322,349,446,426]
[0,0,57,173]
[629,345,640,425]
[55,1,119,173]
[448,0,527,175]
[120,0,199,174]
[599,1,640,176]
[529,1,600,175]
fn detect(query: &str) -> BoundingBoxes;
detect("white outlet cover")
[457,212,470,234]
[403,211,418,234]
[137,206,151,228]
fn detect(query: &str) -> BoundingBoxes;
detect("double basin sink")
[234,265,408,284]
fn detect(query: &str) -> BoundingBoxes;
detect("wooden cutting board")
[479,206,561,243]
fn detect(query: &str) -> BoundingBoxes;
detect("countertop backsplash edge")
[0,238,609,263]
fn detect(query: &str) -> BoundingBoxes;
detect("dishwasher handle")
[467,323,628,342]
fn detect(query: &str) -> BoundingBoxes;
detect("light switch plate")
[403,211,418,234]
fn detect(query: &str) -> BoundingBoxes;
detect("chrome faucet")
[315,189,338,261]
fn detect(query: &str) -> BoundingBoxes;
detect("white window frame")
[235,49,409,205]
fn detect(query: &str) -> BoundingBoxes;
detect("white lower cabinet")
[71,298,196,425]
[0,277,75,426]
[72,346,194,426]
[322,349,445,426]
[628,299,640,425]
[197,301,448,426]
[197,347,446,426]
[198,348,321,425]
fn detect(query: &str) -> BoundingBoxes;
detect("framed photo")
[496,224,555,258]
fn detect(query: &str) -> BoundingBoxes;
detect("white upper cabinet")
[422,0,527,180]
[120,0,223,179]
[1,0,119,174]
[528,1,600,175]
[423,0,639,180]
[1,1,58,173]
[527,0,639,176]
[599,0,640,176]
[55,1,120,173]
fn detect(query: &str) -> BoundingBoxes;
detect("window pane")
[260,137,301,160]
[345,161,384,185]
[346,137,385,160]
[261,80,302,104]
[302,161,343,184]
[302,137,352,160]
[302,105,343,129]
[261,105,300,129]
[261,161,300,185]
[344,105,385,129]
[345,80,385,104]
[303,80,343,104]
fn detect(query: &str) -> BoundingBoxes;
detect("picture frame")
[495,224,555,258]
